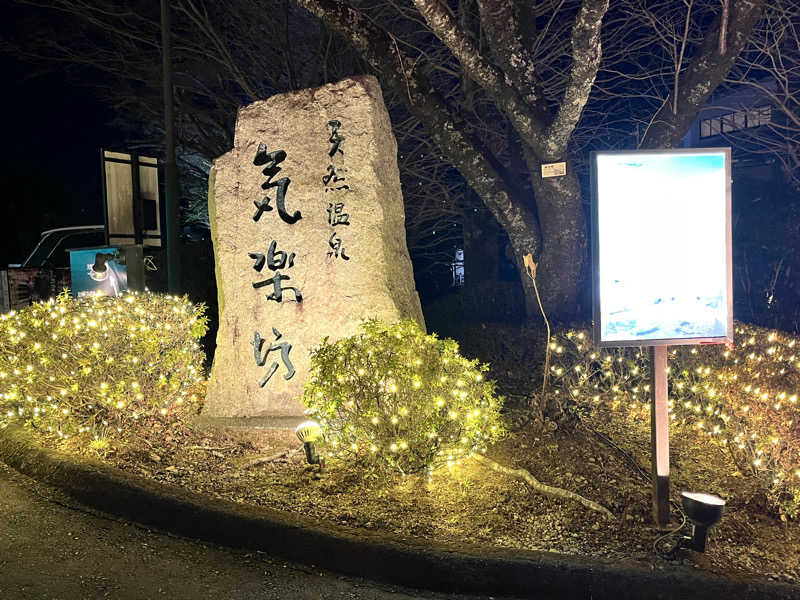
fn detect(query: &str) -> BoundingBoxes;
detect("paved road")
[0,462,515,600]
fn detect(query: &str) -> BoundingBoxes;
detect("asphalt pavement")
[0,462,515,600]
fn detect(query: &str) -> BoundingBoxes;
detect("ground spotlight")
[680,491,726,552]
[295,420,324,468]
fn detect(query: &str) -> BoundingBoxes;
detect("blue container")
[68,247,128,298]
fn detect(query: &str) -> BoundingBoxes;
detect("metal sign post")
[650,345,670,526]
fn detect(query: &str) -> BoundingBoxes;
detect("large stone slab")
[204,76,425,418]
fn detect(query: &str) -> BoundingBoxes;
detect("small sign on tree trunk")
[541,162,567,178]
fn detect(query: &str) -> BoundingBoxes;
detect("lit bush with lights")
[302,319,504,475]
[0,290,207,445]
[550,324,800,518]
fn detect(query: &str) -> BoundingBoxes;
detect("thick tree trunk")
[504,218,546,320]
[479,165,586,321]
[463,191,500,284]
[485,194,542,317]
[527,167,587,320]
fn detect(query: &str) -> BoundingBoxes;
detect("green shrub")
[0,290,207,445]
[302,319,504,475]
[550,323,800,518]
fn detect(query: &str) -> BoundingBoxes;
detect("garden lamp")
[295,420,324,468]
[679,491,726,552]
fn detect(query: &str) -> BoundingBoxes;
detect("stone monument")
[204,76,425,420]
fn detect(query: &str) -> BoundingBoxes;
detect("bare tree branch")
[641,0,767,149]
[543,0,609,155]
[411,0,551,156]
[294,0,543,266]
[475,0,540,106]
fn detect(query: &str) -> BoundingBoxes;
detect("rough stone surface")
[205,76,424,418]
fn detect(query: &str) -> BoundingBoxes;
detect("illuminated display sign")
[69,247,128,298]
[591,149,733,347]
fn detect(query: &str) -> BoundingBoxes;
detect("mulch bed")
[26,319,800,587]
[46,404,799,586]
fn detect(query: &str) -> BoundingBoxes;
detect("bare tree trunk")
[529,168,587,320]
[462,189,500,284]
[487,195,543,318]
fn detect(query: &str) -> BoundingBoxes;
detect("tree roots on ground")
[472,453,615,520]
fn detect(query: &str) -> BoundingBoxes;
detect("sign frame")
[590,146,733,526]
[590,147,733,349]
[100,149,164,248]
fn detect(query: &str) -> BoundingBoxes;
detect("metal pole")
[650,345,670,527]
[161,0,181,293]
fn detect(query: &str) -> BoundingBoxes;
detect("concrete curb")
[0,425,797,600]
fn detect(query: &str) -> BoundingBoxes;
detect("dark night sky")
[0,54,118,267]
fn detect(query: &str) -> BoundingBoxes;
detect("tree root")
[243,448,301,469]
[471,453,615,520]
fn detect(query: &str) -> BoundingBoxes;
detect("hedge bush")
[0,290,207,446]
[550,323,800,518]
[302,319,504,475]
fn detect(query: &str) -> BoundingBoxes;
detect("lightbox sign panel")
[591,149,732,347]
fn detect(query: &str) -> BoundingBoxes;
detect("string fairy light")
[302,319,503,475]
[0,290,208,446]
[559,323,800,517]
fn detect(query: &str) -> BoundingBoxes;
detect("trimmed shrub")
[0,290,207,445]
[302,319,504,474]
[550,323,800,518]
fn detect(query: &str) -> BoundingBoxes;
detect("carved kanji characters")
[251,327,295,387]
[327,202,350,226]
[327,232,350,260]
[252,142,301,224]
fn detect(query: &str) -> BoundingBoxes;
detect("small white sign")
[541,161,567,178]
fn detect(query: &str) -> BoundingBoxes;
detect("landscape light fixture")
[295,420,324,468]
[679,491,726,552]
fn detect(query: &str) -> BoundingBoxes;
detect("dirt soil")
[46,404,800,588]
[28,312,800,589]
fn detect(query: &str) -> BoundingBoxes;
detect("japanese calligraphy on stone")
[324,119,351,261]
[253,142,301,224]
[251,327,295,387]
[248,142,301,387]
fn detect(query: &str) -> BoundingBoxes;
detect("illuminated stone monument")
[204,76,424,419]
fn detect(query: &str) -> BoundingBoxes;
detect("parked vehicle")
[12,225,106,269]
[2,225,105,312]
